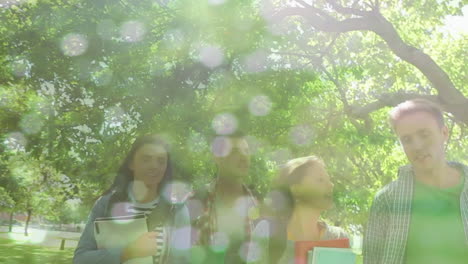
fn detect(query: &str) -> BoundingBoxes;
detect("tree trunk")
[8,212,13,232]
[24,209,32,236]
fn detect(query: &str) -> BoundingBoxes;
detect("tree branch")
[273,5,468,124]
[348,92,467,125]
[272,7,374,32]
[370,13,467,107]
[325,0,371,16]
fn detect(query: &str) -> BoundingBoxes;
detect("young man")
[190,131,260,264]
[363,99,468,264]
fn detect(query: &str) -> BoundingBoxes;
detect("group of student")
[73,98,468,264]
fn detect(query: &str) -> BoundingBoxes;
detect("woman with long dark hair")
[74,135,191,264]
[253,156,348,263]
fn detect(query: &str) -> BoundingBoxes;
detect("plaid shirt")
[363,162,468,264]
[192,180,259,253]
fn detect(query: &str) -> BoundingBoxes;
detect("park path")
[0,225,81,249]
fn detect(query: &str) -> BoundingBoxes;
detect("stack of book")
[307,247,356,264]
[94,214,153,264]
[295,238,356,264]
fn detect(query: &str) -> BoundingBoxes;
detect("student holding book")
[73,135,191,264]
[254,156,348,264]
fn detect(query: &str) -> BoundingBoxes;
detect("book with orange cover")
[294,238,350,264]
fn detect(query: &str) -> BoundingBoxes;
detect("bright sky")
[440,5,468,37]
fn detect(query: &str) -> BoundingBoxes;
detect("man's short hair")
[389,98,445,130]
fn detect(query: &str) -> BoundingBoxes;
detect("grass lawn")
[0,237,74,264]
[0,236,363,264]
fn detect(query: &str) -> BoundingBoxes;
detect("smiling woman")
[129,143,169,200]
[73,135,191,264]
[255,156,348,264]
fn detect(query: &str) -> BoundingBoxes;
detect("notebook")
[307,247,356,264]
[294,238,349,264]
[94,213,153,264]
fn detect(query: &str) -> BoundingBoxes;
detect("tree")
[268,0,467,124]
[0,0,466,234]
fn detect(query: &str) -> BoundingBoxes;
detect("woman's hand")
[121,232,158,262]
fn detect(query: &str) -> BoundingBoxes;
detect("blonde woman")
[253,156,347,264]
